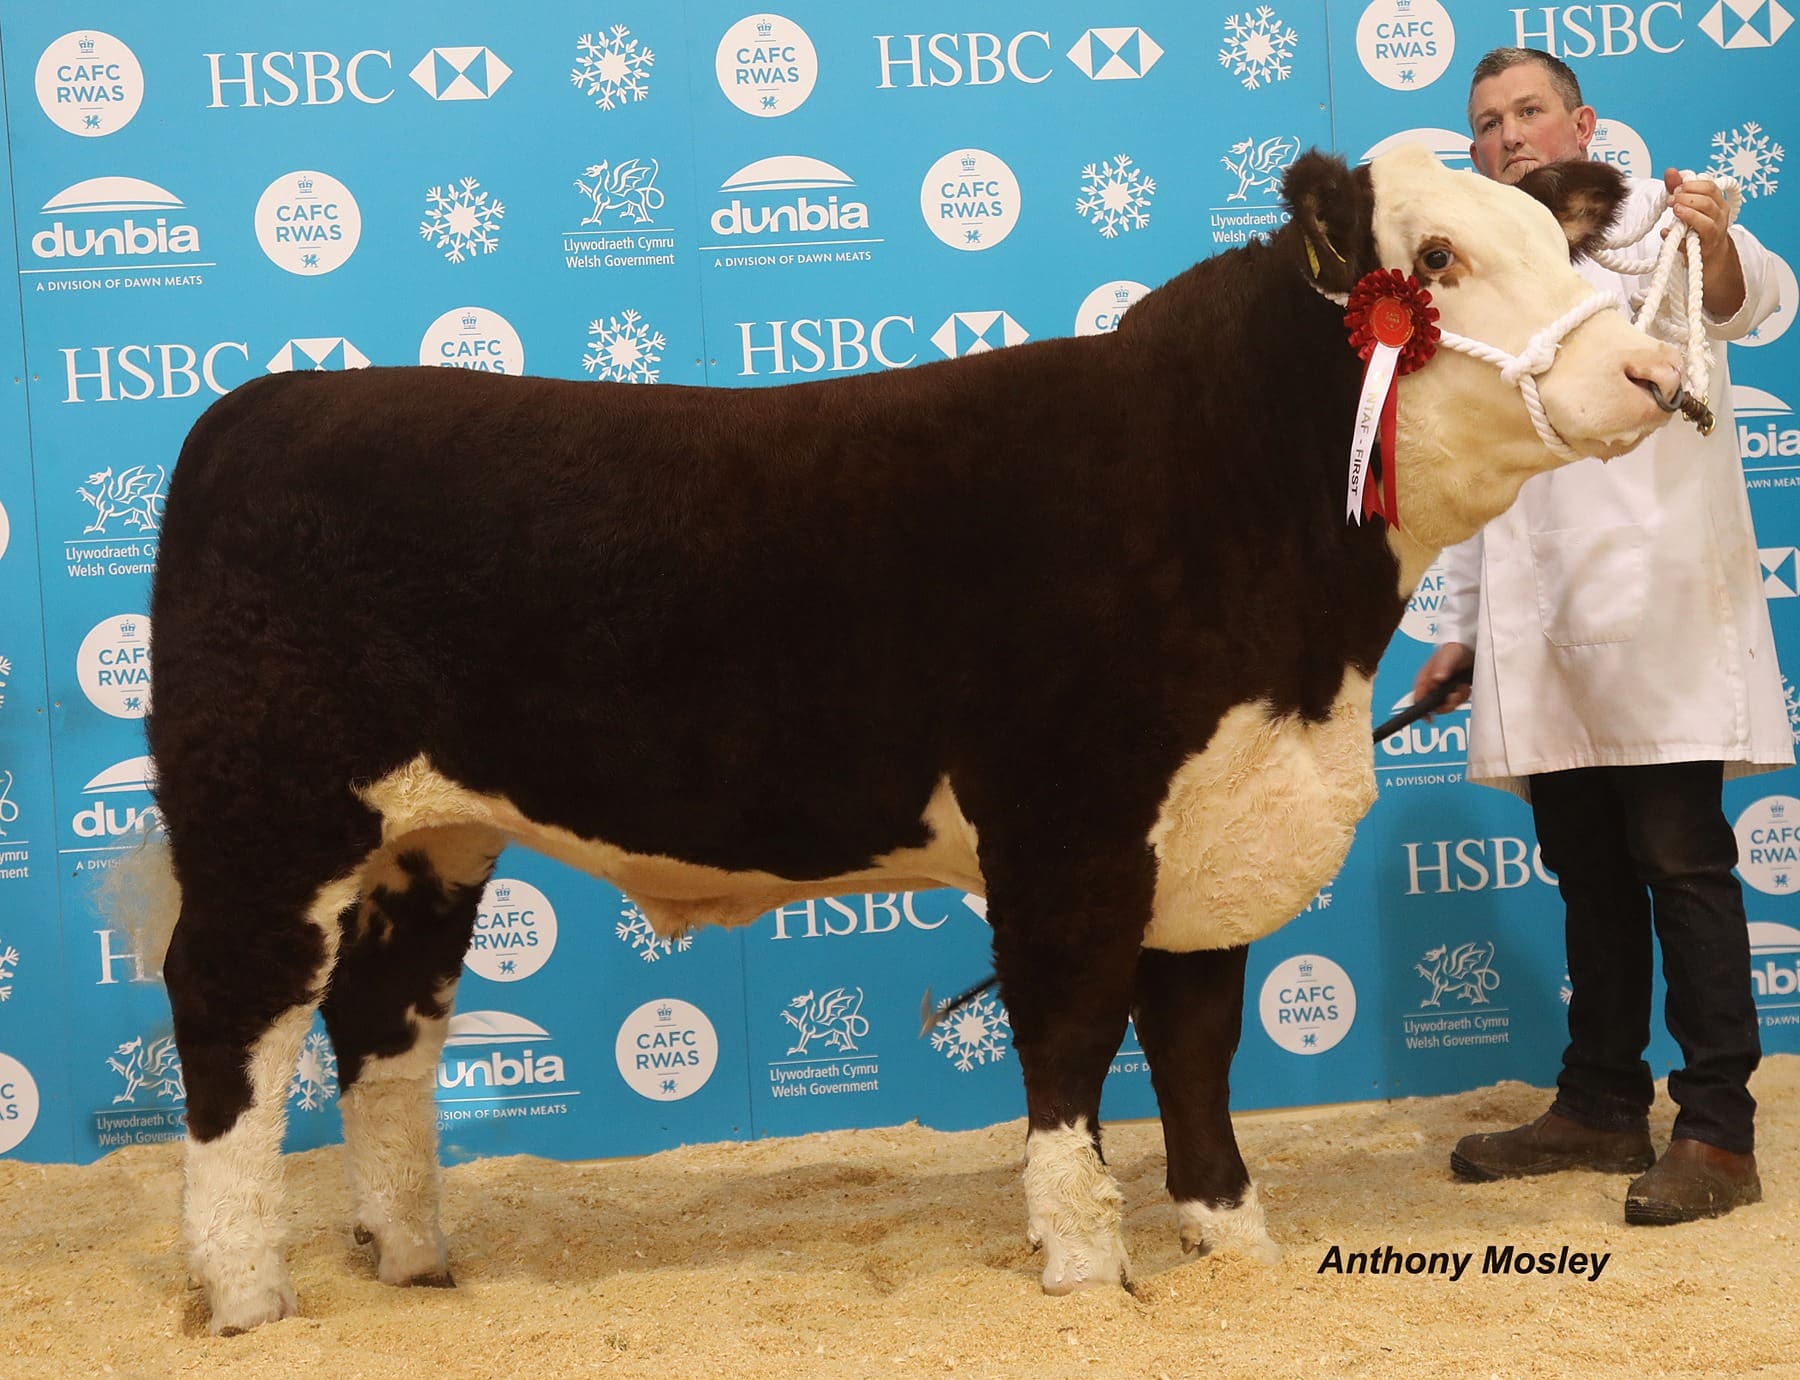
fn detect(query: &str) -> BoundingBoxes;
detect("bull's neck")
[1118,231,1428,676]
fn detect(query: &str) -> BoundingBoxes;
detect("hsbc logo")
[61,342,250,403]
[931,311,1027,358]
[410,47,512,100]
[1761,545,1800,597]
[875,28,1161,88]
[1699,0,1793,46]
[736,316,916,377]
[1403,837,1555,894]
[267,337,371,372]
[1511,4,1686,56]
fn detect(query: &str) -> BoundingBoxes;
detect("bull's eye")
[1421,247,1454,272]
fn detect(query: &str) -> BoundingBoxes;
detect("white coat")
[1436,176,1794,799]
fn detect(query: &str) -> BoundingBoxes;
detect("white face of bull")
[1369,146,1680,551]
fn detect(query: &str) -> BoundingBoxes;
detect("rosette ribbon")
[1342,268,1439,527]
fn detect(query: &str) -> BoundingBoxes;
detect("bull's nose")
[1623,348,1683,409]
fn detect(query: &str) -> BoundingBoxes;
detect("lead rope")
[1586,173,1742,433]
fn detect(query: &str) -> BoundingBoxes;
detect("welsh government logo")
[0,935,18,1001]
[288,1029,338,1111]
[0,768,16,837]
[584,310,666,383]
[930,987,1011,1071]
[1066,27,1164,79]
[78,465,166,536]
[1220,7,1299,90]
[1707,123,1784,199]
[410,46,513,101]
[577,158,665,227]
[572,25,655,110]
[36,31,144,136]
[109,1032,185,1105]
[1762,546,1798,598]
[616,898,693,961]
[782,987,870,1055]
[1223,135,1300,201]
[267,338,372,372]
[932,311,1027,359]
[1415,941,1500,1008]
[1699,0,1792,48]
[1076,154,1155,237]
[421,177,507,262]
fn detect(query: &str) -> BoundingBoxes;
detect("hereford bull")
[136,147,1678,1332]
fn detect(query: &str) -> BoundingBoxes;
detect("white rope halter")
[1313,173,1739,458]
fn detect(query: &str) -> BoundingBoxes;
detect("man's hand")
[1663,167,1745,320]
[1412,643,1475,717]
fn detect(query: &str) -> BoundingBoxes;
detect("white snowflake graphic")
[0,942,18,1001]
[616,900,693,962]
[1707,122,1784,199]
[1301,883,1334,914]
[0,653,13,712]
[288,1030,338,1112]
[1219,7,1299,90]
[1784,676,1800,744]
[572,25,655,110]
[420,177,506,263]
[1076,154,1156,238]
[584,309,666,383]
[930,990,1012,1072]
[1558,972,1573,1006]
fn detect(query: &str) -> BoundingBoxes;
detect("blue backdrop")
[0,1,1794,1164]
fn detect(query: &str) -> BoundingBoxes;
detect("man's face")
[1467,61,1596,184]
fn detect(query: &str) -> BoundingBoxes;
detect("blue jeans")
[1530,761,1761,1154]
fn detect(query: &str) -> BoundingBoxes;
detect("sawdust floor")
[3,1056,1798,1379]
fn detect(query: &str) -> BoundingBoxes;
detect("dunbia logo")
[27,177,205,294]
[704,156,878,271]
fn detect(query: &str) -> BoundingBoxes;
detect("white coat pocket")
[1529,525,1649,647]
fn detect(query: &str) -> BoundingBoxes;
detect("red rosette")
[1343,268,1440,374]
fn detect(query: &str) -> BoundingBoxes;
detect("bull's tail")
[98,828,182,975]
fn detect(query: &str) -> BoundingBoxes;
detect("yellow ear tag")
[1306,237,1321,277]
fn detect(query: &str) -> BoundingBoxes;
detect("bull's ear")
[1513,160,1628,260]
[1281,151,1376,295]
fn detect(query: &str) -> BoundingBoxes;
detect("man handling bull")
[1411,46,1790,1223]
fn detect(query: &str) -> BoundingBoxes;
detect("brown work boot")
[1625,1139,1762,1225]
[1451,1110,1656,1181]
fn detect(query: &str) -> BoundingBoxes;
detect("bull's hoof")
[1037,1234,1131,1295]
[406,1271,457,1289]
[206,1273,298,1336]
[366,1226,453,1288]
[1177,1189,1281,1265]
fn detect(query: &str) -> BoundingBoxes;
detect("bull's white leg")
[178,877,351,1334]
[1177,1183,1280,1264]
[1023,1119,1130,1294]
[340,999,455,1286]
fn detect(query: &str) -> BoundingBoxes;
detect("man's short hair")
[1467,47,1583,125]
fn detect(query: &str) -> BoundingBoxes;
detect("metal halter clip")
[1679,393,1716,437]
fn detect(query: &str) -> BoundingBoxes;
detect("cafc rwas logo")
[36,31,143,136]
[1260,953,1356,1054]
[420,306,525,375]
[0,1054,39,1155]
[920,149,1021,251]
[255,170,361,275]
[716,14,818,116]
[1357,0,1456,90]
[1075,280,1150,336]
[464,878,558,983]
[1734,795,1800,895]
[615,998,718,1101]
[76,615,151,719]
